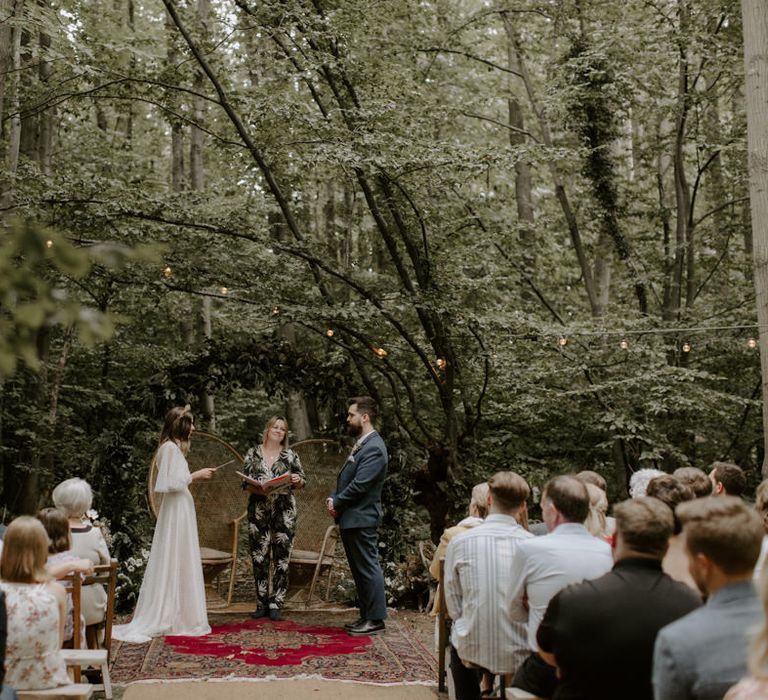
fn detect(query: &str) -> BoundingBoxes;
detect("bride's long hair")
[159,405,194,455]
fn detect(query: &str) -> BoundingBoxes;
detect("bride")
[113,406,216,643]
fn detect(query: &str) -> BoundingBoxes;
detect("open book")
[236,471,292,493]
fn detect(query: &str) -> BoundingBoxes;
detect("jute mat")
[123,679,438,699]
[111,610,438,687]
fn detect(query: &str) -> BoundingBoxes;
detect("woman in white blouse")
[113,406,215,643]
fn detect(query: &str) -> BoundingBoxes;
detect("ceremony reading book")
[236,471,292,492]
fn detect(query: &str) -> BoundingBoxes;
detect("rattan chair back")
[290,438,345,552]
[148,431,246,553]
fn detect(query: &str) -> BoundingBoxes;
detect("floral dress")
[243,445,305,610]
[0,582,70,690]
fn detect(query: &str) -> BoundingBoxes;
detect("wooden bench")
[16,684,93,699]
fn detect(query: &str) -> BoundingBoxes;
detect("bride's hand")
[192,467,216,481]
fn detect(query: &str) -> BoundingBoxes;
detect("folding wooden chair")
[59,562,115,699]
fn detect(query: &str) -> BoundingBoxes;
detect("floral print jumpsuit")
[243,445,306,610]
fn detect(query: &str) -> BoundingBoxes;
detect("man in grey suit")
[327,396,388,636]
[652,497,764,700]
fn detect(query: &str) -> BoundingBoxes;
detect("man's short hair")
[647,475,695,534]
[470,482,490,518]
[488,472,529,512]
[576,470,607,493]
[672,467,713,498]
[755,479,768,534]
[711,462,747,497]
[348,396,378,424]
[543,475,590,523]
[614,497,674,558]
[678,497,763,575]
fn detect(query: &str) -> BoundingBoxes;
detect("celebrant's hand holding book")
[237,471,292,496]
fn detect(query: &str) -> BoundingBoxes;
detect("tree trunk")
[0,0,23,211]
[741,0,768,476]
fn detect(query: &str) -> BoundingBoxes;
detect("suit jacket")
[537,557,701,700]
[331,431,388,529]
[653,580,762,700]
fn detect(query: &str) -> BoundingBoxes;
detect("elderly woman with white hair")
[52,477,111,634]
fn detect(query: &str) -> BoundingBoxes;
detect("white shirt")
[444,513,534,674]
[508,522,613,651]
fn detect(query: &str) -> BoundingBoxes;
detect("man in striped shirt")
[444,472,534,700]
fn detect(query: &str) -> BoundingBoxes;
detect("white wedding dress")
[113,440,210,643]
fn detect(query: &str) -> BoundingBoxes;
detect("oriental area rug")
[109,611,438,686]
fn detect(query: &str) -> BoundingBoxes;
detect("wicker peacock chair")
[290,438,345,606]
[148,431,247,608]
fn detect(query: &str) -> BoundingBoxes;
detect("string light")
[162,265,173,278]
[372,346,388,359]
[620,339,629,350]
[218,286,229,295]
[436,358,447,370]
[326,329,334,337]
[45,239,54,248]
[558,337,568,347]
[748,337,758,349]
[682,342,691,353]
[272,306,280,315]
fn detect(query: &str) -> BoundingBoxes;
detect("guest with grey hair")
[629,469,666,499]
[52,477,111,641]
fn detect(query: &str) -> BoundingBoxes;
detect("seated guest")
[537,497,700,700]
[37,507,92,644]
[1,590,17,700]
[653,497,764,700]
[629,468,666,498]
[508,475,613,698]
[710,462,747,498]
[726,566,768,699]
[583,483,609,539]
[0,517,70,691]
[576,471,615,535]
[673,467,713,498]
[52,477,111,637]
[646,475,698,591]
[429,481,490,616]
[755,480,768,581]
[444,472,534,700]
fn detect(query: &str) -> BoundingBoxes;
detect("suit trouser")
[512,652,557,699]
[449,645,486,700]
[340,526,387,621]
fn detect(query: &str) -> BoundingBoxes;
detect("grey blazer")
[652,580,762,700]
[331,431,388,529]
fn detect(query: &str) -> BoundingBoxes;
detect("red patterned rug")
[110,612,438,685]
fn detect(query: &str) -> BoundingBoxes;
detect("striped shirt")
[444,513,534,674]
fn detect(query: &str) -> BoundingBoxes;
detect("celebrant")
[241,416,306,621]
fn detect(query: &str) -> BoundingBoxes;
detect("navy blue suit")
[331,431,388,621]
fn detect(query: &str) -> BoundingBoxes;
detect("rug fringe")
[116,675,436,688]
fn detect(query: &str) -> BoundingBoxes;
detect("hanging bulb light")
[682,341,691,353]
[162,265,173,278]
[620,339,629,350]
[748,337,758,349]
[372,346,388,359]
[45,239,54,249]
[272,306,280,315]
[218,286,229,295]
[436,358,447,370]
[558,336,568,347]
[326,328,334,337]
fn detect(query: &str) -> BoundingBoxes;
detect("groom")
[327,396,388,636]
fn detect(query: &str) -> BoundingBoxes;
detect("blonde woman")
[242,416,305,621]
[0,517,70,690]
[583,483,609,539]
[113,405,216,643]
[725,565,768,699]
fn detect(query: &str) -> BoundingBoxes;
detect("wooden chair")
[418,539,437,612]
[289,439,345,606]
[16,686,93,699]
[148,431,247,607]
[58,565,113,700]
